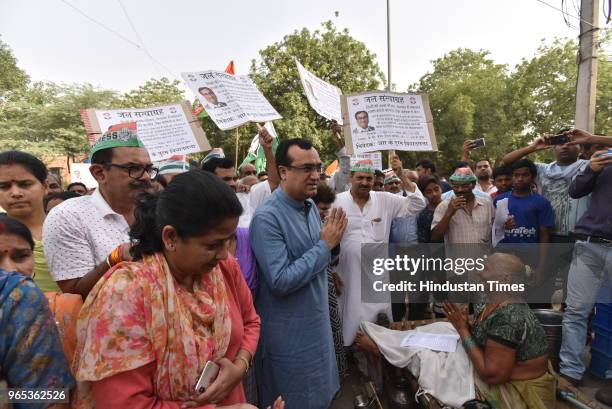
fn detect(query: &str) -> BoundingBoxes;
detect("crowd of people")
[0,121,611,409]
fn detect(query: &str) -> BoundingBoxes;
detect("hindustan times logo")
[371,254,487,276]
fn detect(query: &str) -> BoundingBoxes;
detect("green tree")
[411,49,516,173]
[595,31,612,134]
[505,35,611,162]
[207,20,385,164]
[508,39,578,146]
[0,73,186,160]
[0,82,120,159]
[120,77,184,108]
[0,37,29,95]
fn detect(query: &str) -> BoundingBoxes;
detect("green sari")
[472,303,556,408]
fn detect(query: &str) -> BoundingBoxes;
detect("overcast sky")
[1,0,607,94]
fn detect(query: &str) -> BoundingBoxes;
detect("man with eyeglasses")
[43,122,155,298]
[250,138,348,409]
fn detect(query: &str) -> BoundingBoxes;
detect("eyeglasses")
[285,164,323,174]
[107,163,158,179]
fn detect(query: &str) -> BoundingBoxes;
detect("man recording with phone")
[500,130,589,239]
[431,167,494,245]
[558,129,612,405]
[500,129,590,306]
[461,139,497,195]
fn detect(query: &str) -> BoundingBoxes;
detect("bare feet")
[354,330,381,356]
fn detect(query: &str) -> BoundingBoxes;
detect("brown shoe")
[595,381,612,406]
[560,374,582,388]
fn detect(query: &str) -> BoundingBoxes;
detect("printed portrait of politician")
[353,110,375,133]
[198,86,227,109]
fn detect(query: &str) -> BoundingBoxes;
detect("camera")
[546,128,571,145]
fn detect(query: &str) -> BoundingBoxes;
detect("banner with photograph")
[80,101,210,161]
[350,151,383,171]
[70,163,97,188]
[182,70,282,130]
[295,59,343,124]
[341,91,437,155]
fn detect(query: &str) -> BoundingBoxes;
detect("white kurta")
[237,192,251,228]
[333,189,426,345]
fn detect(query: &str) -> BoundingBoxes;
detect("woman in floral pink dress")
[74,171,280,409]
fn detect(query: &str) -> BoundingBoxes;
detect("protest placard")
[341,91,437,155]
[70,163,97,188]
[350,151,383,171]
[181,70,282,130]
[295,59,343,124]
[80,101,210,161]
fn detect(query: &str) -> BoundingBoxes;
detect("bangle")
[106,245,123,268]
[462,335,478,350]
[108,245,124,267]
[236,356,250,374]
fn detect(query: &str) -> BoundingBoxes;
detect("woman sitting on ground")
[443,252,555,409]
[74,170,277,409]
[355,253,555,409]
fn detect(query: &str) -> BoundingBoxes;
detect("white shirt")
[431,196,494,244]
[334,189,426,244]
[249,181,271,215]
[43,188,130,281]
[236,192,251,228]
[474,182,497,195]
[535,160,589,235]
[332,189,426,345]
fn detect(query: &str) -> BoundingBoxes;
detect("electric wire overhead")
[59,0,142,49]
[535,0,599,28]
[59,0,177,79]
[604,0,611,24]
[117,0,175,77]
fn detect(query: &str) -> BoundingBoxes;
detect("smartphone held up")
[546,128,571,145]
[470,138,485,149]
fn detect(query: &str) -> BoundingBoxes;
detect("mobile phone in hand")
[597,148,612,158]
[471,138,485,148]
[195,361,220,393]
[547,133,570,145]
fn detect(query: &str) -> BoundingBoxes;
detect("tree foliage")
[0,37,29,96]
[1,27,612,174]
[246,20,385,162]
[0,82,120,157]
[410,36,612,173]
[0,75,185,159]
[410,49,515,171]
[120,77,184,108]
